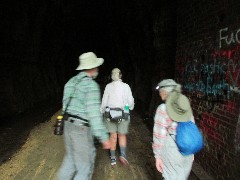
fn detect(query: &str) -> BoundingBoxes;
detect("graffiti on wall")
[219,27,240,48]
[176,27,240,143]
[182,28,240,99]
[212,44,240,90]
[183,58,230,99]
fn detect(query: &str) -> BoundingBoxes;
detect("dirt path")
[92,114,161,180]
[0,111,198,180]
[0,110,64,180]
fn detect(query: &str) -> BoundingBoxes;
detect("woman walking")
[152,79,194,180]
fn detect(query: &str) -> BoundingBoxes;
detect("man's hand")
[102,139,111,149]
[156,158,163,173]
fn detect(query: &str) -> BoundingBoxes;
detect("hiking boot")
[119,156,129,166]
[111,157,117,166]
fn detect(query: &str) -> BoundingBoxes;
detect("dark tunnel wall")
[0,0,177,119]
[176,0,240,179]
[0,0,115,118]
[1,0,66,118]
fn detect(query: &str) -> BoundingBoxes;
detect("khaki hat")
[156,79,177,90]
[76,52,104,70]
[166,91,192,122]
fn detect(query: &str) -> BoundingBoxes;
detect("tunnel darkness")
[0,0,177,120]
[0,0,177,164]
[0,0,177,166]
[1,1,240,179]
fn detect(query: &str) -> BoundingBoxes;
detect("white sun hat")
[76,52,104,70]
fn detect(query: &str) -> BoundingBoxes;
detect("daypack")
[175,121,204,156]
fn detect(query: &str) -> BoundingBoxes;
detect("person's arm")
[85,81,109,143]
[126,85,134,110]
[62,78,74,112]
[152,104,169,172]
[100,85,109,113]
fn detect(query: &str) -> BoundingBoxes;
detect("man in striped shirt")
[57,52,110,180]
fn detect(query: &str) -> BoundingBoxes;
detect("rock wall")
[175,0,240,179]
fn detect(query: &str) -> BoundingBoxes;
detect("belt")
[64,113,89,127]
[109,107,123,111]
[65,113,89,123]
[65,118,90,127]
[106,117,126,123]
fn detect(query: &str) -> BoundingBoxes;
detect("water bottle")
[54,115,64,135]
[124,104,130,120]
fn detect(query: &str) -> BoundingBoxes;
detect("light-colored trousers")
[161,134,193,180]
[57,121,96,180]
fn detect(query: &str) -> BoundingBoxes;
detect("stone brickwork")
[176,1,240,179]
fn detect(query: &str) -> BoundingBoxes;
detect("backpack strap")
[64,76,87,114]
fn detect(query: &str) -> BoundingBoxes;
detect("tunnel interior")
[1,0,177,119]
[1,0,240,179]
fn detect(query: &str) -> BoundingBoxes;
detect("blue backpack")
[175,121,204,156]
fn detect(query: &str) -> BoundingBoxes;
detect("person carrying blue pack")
[153,79,198,180]
[166,90,204,157]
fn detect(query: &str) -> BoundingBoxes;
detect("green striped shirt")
[63,71,109,142]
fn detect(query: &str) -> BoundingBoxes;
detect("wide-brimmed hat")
[166,91,192,122]
[76,52,104,70]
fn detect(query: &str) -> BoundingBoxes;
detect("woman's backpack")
[175,121,204,156]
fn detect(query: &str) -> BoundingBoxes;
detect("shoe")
[119,156,129,166]
[111,157,117,166]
